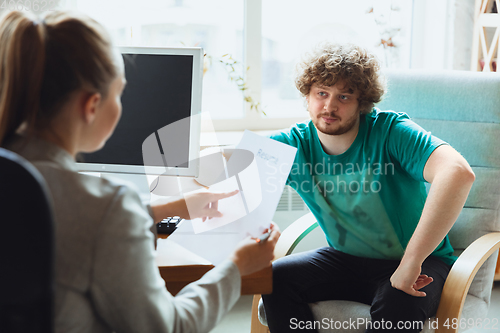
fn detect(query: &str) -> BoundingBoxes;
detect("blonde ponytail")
[0,10,45,145]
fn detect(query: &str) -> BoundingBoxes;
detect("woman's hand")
[181,190,239,221]
[230,222,281,276]
[151,190,239,223]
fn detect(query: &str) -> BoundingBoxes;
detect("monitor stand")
[149,175,202,197]
[150,147,229,197]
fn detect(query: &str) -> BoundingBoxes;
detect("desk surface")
[156,233,272,296]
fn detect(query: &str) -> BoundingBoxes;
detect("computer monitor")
[77,46,203,177]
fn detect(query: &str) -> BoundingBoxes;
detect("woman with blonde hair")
[0,10,279,333]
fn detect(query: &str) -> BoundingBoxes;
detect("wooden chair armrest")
[274,212,319,261]
[251,295,270,333]
[435,232,500,333]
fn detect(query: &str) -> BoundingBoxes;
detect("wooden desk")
[156,234,273,296]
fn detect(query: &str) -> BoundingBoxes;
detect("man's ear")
[82,92,102,124]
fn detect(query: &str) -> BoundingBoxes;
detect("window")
[54,0,415,130]
[66,0,246,121]
[261,0,413,119]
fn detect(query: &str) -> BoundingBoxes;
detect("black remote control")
[156,217,182,234]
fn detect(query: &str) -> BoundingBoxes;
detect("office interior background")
[3,0,498,332]
[56,0,474,129]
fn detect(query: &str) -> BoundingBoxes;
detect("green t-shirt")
[270,109,457,266]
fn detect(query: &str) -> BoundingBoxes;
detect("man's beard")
[312,112,360,136]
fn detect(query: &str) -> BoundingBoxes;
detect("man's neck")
[316,119,360,156]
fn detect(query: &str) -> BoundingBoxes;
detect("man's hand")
[390,261,433,297]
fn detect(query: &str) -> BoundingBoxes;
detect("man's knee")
[267,255,310,298]
[270,256,298,288]
[270,249,327,287]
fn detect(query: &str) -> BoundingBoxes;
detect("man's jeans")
[262,247,451,333]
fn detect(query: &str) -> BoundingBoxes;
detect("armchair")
[0,148,55,333]
[252,70,500,333]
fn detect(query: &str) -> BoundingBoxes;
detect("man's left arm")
[390,144,475,296]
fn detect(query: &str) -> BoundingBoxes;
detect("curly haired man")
[261,43,475,332]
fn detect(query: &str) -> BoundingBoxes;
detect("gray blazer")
[6,136,241,333]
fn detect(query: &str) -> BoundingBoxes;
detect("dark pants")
[262,247,451,333]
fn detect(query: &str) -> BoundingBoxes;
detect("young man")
[262,43,475,332]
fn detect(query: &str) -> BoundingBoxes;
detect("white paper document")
[166,130,297,265]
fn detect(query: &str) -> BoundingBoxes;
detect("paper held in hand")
[166,130,297,265]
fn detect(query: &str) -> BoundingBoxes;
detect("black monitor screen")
[81,53,193,168]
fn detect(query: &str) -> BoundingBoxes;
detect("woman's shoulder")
[6,135,153,235]
[34,160,152,232]
[5,135,141,210]
[35,160,125,201]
